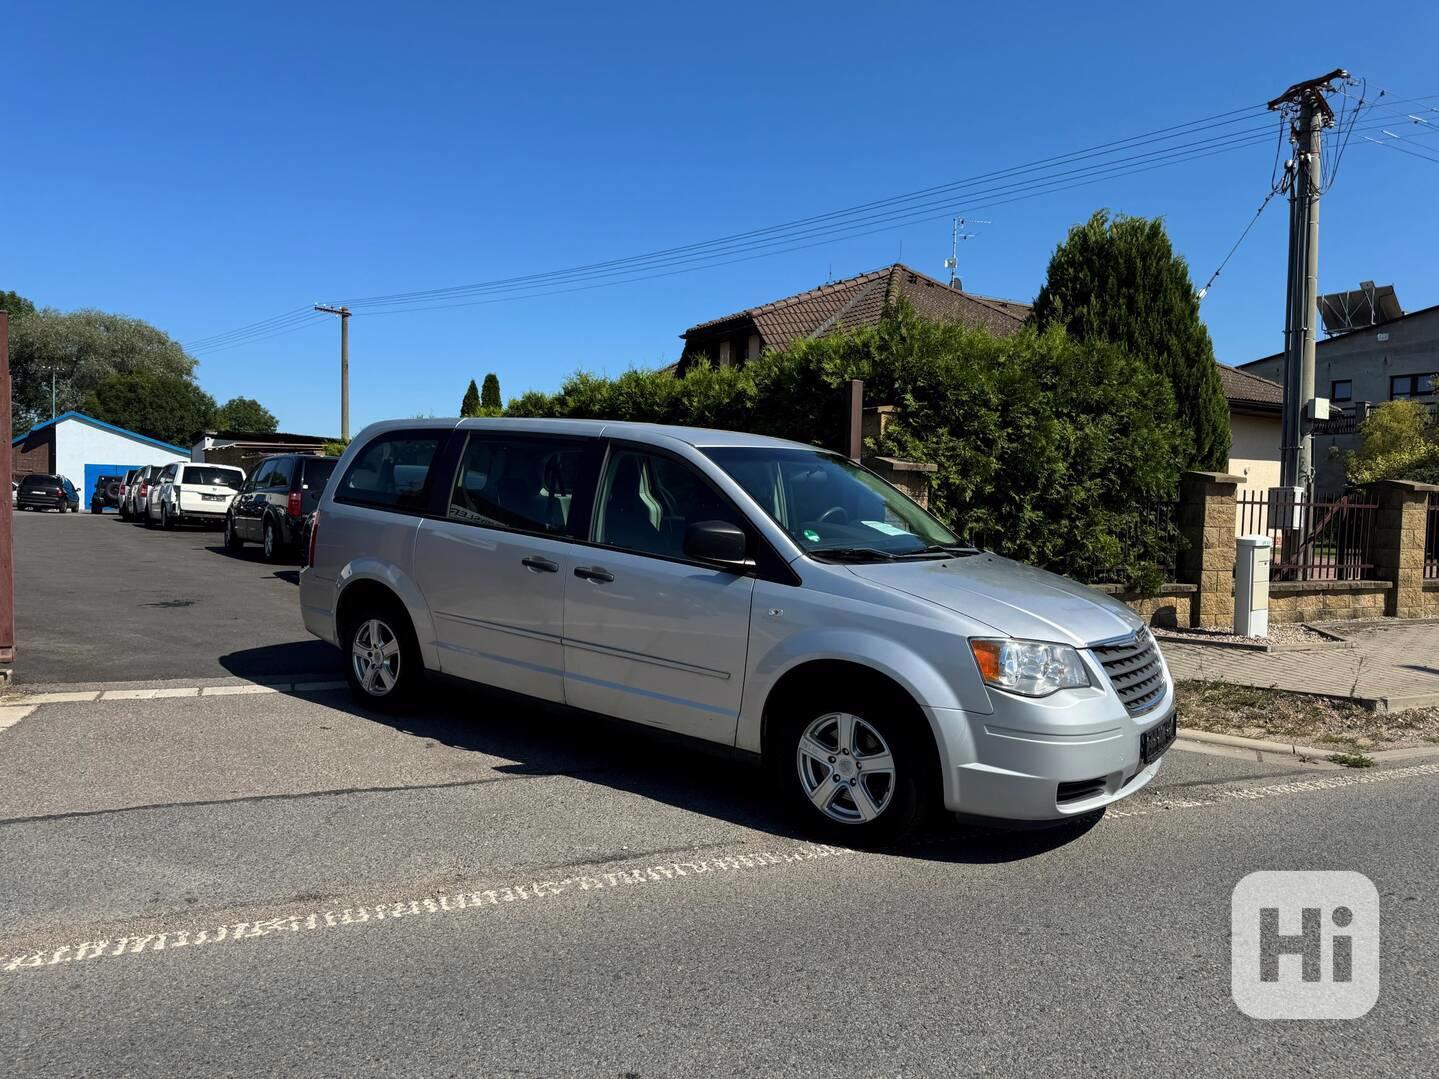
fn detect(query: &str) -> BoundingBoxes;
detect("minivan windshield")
[702,446,969,561]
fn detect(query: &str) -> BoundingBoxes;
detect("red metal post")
[0,310,14,668]
[846,379,863,462]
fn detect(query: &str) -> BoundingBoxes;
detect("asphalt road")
[2,680,1437,1077]
[11,509,340,685]
[5,509,1438,1075]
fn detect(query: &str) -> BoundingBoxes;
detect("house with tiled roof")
[675,263,1030,374]
[1216,364,1283,494]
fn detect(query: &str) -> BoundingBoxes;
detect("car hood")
[846,553,1145,647]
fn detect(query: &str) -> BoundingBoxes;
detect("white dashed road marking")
[1,844,851,975]
[1107,760,1439,818]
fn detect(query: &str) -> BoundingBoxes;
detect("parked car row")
[111,453,339,564]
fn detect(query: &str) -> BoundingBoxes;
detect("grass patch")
[1327,752,1375,768]
[1176,680,1439,751]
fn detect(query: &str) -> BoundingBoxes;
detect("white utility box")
[1267,486,1305,531]
[1235,534,1273,638]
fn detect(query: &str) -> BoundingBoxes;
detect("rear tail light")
[287,490,302,518]
[307,511,319,566]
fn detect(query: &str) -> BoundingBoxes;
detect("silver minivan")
[301,418,1176,840]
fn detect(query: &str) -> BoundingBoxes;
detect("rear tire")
[161,504,174,529]
[262,518,283,563]
[341,598,423,712]
[768,680,935,846]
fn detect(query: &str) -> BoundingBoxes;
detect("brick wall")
[1265,581,1391,623]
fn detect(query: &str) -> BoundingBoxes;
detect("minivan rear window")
[181,466,243,488]
[337,433,442,512]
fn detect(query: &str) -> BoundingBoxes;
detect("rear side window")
[447,433,598,538]
[338,432,442,512]
[182,466,243,488]
[268,458,294,489]
[301,458,338,488]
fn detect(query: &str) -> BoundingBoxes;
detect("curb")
[1154,624,1349,654]
[1178,726,1439,763]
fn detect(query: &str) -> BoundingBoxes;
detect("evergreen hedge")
[505,306,1187,584]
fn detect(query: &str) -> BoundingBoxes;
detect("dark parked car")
[89,474,125,514]
[225,454,338,562]
[17,473,79,513]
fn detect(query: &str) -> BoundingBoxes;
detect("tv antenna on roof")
[944,216,989,288]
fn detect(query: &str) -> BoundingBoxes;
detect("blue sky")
[5,1,1438,436]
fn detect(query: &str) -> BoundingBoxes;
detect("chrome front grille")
[1092,632,1166,715]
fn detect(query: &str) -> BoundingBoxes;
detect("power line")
[182,92,1439,352]
[1196,189,1281,300]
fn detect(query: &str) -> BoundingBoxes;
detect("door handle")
[574,565,614,583]
[521,556,559,573]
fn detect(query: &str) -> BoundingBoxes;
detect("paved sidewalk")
[1162,621,1439,710]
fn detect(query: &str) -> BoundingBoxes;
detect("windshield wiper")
[809,546,900,563]
[919,543,981,557]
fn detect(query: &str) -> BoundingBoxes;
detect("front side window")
[338,432,442,512]
[594,450,747,560]
[702,446,963,561]
[447,434,597,537]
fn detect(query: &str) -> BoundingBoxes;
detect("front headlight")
[969,638,1091,697]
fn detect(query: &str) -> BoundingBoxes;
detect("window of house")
[1330,379,1352,402]
[1391,373,1436,399]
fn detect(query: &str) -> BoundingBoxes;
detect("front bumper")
[928,679,1176,821]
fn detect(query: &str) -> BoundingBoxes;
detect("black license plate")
[1141,714,1177,765]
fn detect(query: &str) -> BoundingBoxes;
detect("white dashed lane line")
[2,844,852,975]
[1107,760,1439,818]
[6,681,348,706]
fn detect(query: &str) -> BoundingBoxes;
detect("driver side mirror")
[683,520,749,568]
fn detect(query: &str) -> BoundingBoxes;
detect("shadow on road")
[220,640,344,682]
[220,641,1101,864]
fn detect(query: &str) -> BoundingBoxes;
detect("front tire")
[342,600,423,711]
[770,683,934,845]
[224,514,244,550]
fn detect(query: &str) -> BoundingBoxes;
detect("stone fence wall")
[1110,473,1439,630]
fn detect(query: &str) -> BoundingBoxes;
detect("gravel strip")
[1178,680,1439,751]
[1158,623,1330,646]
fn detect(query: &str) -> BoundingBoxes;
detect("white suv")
[152,463,246,529]
[300,419,1175,841]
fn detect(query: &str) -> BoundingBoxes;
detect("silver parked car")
[300,419,1175,841]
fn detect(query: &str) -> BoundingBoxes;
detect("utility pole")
[314,305,351,442]
[1269,69,1347,495]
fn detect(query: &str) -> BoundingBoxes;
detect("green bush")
[504,305,1187,582]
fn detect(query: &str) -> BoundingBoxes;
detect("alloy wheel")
[351,618,402,697]
[795,711,897,824]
